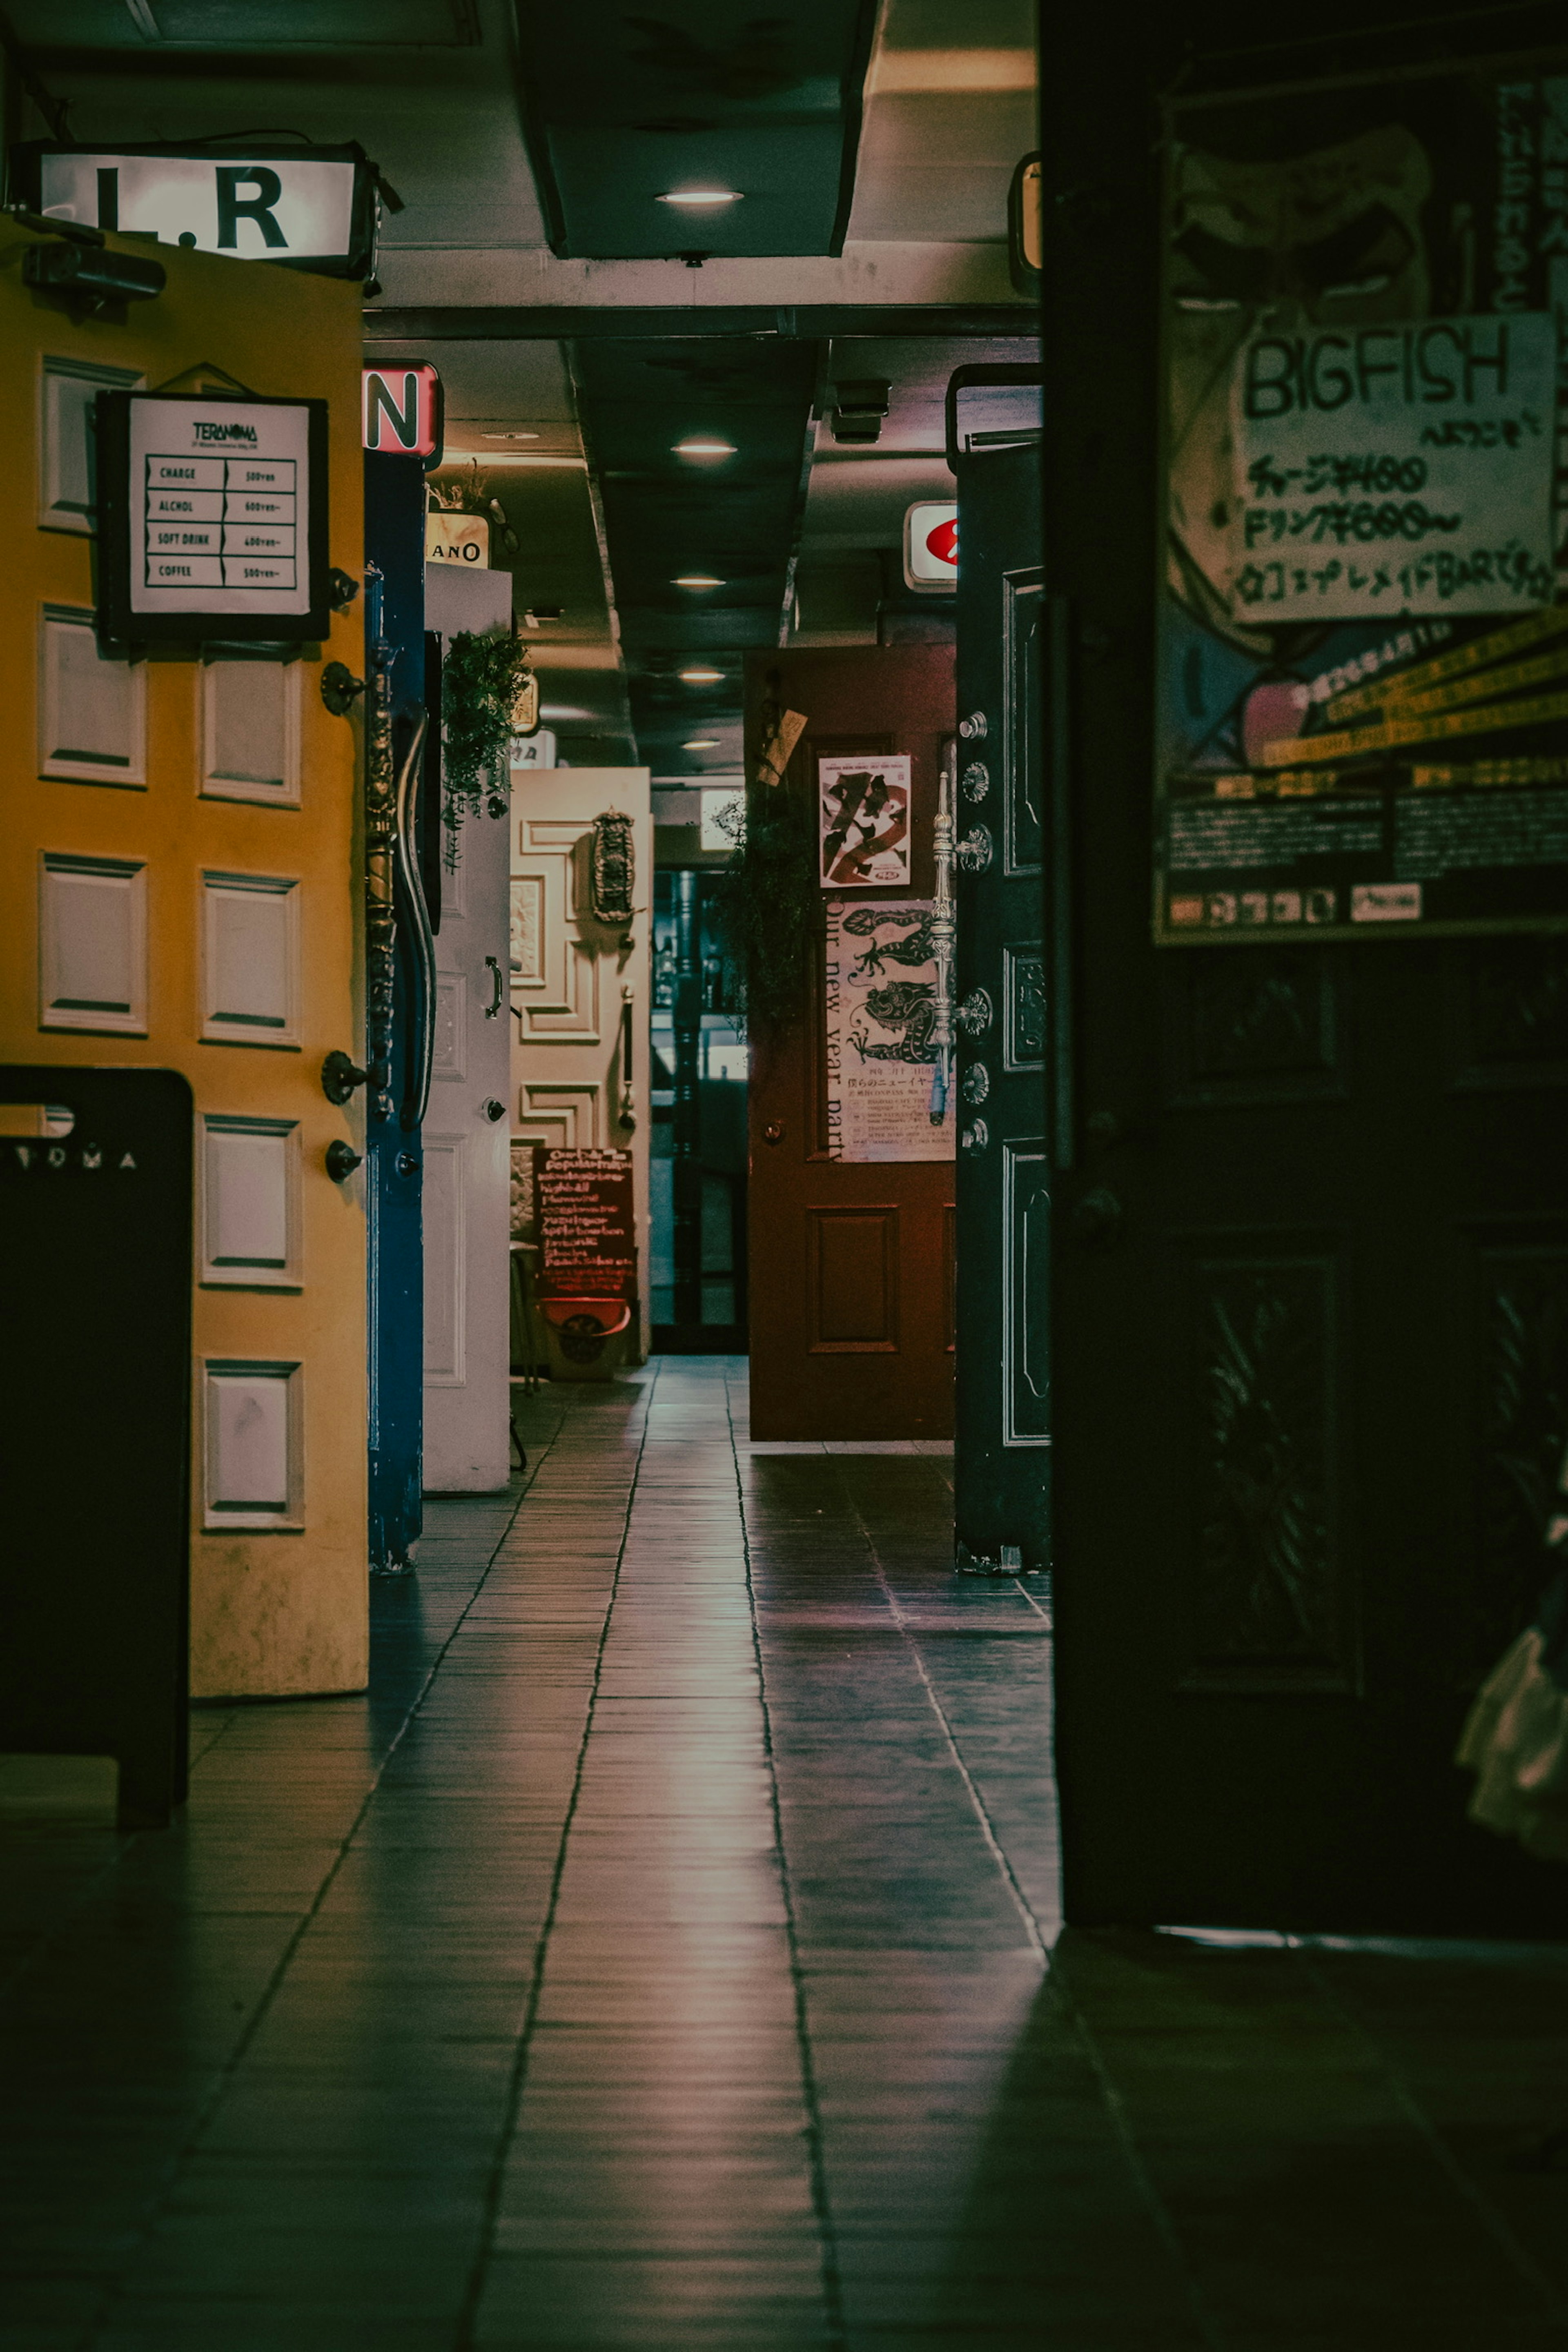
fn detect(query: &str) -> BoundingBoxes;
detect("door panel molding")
[1164,949,1345,1109]
[421,1136,467,1385]
[38,851,147,1035]
[200,1114,300,1290]
[513,817,602,1042]
[1175,1241,1354,1697]
[201,1357,303,1531]
[807,1204,900,1353]
[1002,944,1046,1073]
[1002,569,1043,878]
[1468,1229,1568,1681]
[1002,1140,1050,1447]
[433,972,468,1079]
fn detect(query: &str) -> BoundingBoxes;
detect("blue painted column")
[363,452,428,1575]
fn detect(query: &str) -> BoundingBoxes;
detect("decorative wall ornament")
[590,808,636,928]
[927,769,957,1123]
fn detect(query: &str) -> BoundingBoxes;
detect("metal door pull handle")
[484,956,504,1018]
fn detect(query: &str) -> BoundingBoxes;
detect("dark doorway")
[649,867,749,1353]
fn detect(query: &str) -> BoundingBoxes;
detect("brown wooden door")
[746,647,956,1441]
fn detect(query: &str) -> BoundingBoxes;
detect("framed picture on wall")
[818,755,912,887]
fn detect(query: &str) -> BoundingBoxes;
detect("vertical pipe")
[671,869,703,1329]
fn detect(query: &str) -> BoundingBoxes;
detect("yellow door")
[0,220,368,1698]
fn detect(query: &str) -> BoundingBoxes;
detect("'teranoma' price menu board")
[96,392,330,644]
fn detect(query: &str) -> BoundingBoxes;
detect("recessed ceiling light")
[683,738,721,750]
[673,574,726,588]
[481,430,540,441]
[679,667,724,684]
[658,189,743,208]
[673,438,736,459]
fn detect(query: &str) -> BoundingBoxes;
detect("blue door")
[363,452,431,1574]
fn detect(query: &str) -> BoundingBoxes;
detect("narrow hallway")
[6,1363,1568,2350]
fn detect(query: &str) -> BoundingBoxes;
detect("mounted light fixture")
[673,574,726,588]
[482,430,539,441]
[679,667,724,684]
[673,438,735,459]
[658,189,743,208]
[683,737,720,750]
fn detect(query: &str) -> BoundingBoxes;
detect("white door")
[423,570,512,1490]
[509,767,652,1356]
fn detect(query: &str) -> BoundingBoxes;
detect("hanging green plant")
[440,629,533,865]
[708,786,820,1032]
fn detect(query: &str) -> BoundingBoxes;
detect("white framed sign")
[97,393,330,644]
[819,754,912,887]
[903,501,958,592]
[11,142,378,280]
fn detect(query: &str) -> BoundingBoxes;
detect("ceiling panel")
[12,0,478,44]
[572,334,818,770]
[513,0,877,258]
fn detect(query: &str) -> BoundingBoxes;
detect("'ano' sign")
[363,365,444,467]
[9,142,379,281]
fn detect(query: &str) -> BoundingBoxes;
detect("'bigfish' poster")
[1158,63,1568,943]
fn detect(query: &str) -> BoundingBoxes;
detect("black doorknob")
[396,1152,421,1177]
[482,1098,506,1123]
[321,1050,368,1105]
[325,1140,362,1183]
[1070,1185,1124,1247]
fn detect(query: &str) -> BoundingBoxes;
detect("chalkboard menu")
[1157,63,1568,944]
[534,1147,635,1296]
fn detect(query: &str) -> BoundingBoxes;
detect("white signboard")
[904,500,958,592]
[1229,312,1557,621]
[819,754,911,887]
[122,396,316,625]
[510,730,558,770]
[824,899,953,1164]
[36,150,358,263]
[427,510,490,568]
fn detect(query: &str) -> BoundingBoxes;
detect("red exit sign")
[362,363,443,465]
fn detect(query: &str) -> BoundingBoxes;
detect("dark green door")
[1043,16,1568,1934]
[951,370,1049,1576]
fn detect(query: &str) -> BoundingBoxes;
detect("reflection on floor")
[3,1358,1567,2349]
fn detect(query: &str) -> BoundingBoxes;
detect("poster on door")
[818,755,912,887]
[824,900,955,1163]
[1156,63,1568,943]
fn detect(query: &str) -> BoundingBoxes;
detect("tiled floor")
[4,1357,1568,2348]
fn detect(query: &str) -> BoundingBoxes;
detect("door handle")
[321,1049,367,1105]
[764,1121,784,1145]
[484,956,504,1018]
[618,984,636,1132]
[1070,1185,1124,1247]
[394,708,435,1134]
